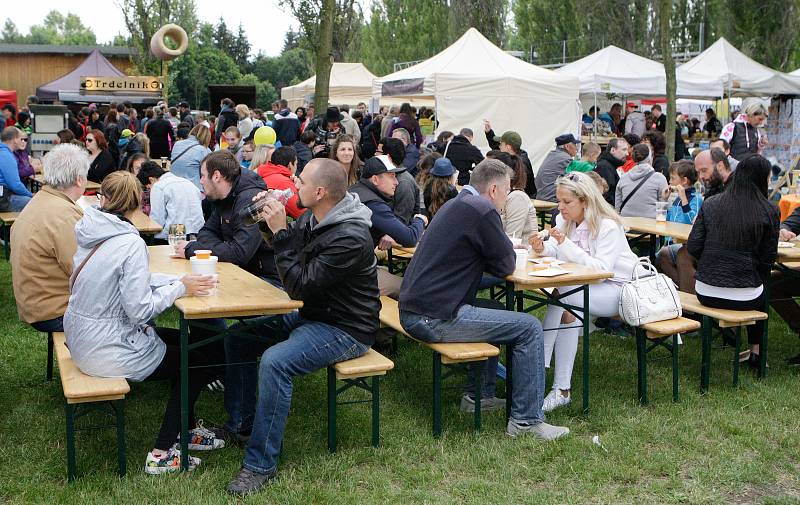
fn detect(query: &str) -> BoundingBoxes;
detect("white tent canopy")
[679,38,800,96]
[281,63,377,109]
[556,45,723,98]
[791,69,800,76]
[372,28,580,172]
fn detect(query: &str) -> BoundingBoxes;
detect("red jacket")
[256,162,306,219]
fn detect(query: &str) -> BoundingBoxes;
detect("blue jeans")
[8,194,31,211]
[224,311,368,474]
[399,304,546,424]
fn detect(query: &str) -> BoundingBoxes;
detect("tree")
[250,48,314,92]
[660,0,675,162]
[1,19,24,43]
[238,74,278,110]
[314,0,335,111]
[168,44,242,110]
[117,0,199,74]
[359,0,449,75]
[448,0,507,47]
[25,11,96,45]
[280,0,364,62]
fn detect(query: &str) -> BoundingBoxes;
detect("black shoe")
[211,426,250,447]
[226,466,277,496]
[787,354,800,366]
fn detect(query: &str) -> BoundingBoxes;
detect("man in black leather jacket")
[221,158,380,496]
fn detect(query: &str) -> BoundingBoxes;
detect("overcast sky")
[6,0,297,57]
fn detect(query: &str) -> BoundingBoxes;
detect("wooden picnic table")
[621,216,692,263]
[148,245,302,469]
[32,174,100,192]
[77,196,163,236]
[504,258,613,414]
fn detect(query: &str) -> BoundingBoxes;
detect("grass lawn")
[1,259,800,505]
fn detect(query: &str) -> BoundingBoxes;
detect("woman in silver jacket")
[64,171,222,474]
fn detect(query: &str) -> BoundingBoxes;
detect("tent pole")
[593,92,597,138]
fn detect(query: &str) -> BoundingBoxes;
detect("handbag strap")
[69,240,108,293]
[619,170,655,213]
[443,139,452,158]
[171,143,203,164]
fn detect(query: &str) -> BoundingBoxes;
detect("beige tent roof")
[281,63,377,109]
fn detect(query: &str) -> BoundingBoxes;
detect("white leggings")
[542,281,622,391]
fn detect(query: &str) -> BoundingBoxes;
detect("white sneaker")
[145,447,200,474]
[177,419,226,451]
[542,389,571,413]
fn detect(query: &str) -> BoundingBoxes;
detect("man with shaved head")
[222,158,380,496]
[672,149,733,292]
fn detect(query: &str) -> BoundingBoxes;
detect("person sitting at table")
[615,143,668,218]
[0,126,33,210]
[530,171,639,412]
[487,150,538,242]
[221,159,379,495]
[399,159,570,440]
[674,148,733,293]
[382,136,421,224]
[593,137,629,206]
[174,151,280,286]
[656,160,703,284]
[85,129,117,183]
[136,161,204,245]
[535,133,578,203]
[772,206,800,365]
[420,156,458,219]
[11,144,86,334]
[709,138,738,170]
[63,171,223,474]
[255,146,306,219]
[686,154,778,369]
[349,155,428,298]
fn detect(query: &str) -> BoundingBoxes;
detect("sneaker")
[542,389,571,413]
[210,425,251,447]
[787,354,800,366]
[459,394,506,413]
[226,466,277,496]
[145,447,200,474]
[178,420,225,451]
[506,419,570,440]
[207,379,225,392]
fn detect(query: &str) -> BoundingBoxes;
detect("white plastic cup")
[508,235,522,247]
[190,255,218,276]
[515,249,527,268]
[655,201,669,222]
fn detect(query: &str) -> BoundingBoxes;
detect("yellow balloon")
[254,126,277,146]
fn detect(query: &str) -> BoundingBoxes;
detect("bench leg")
[505,345,513,423]
[46,332,54,382]
[65,403,76,482]
[113,400,126,477]
[636,327,648,405]
[672,334,680,402]
[474,361,483,432]
[432,353,442,438]
[700,316,712,394]
[733,327,741,387]
[3,223,9,261]
[327,367,337,453]
[371,376,380,447]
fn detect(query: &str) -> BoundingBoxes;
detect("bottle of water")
[240,188,294,226]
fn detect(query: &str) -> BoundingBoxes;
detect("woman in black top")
[643,130,669,177]
[686,154,779,368]
[85,130,117,183]
[145,107,175,159]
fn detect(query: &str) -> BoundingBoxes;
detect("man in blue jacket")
[0,127,33,211]
[349,155,428,297]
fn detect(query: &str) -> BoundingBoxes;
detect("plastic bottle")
[240,188,294,225]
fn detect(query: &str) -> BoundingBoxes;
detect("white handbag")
[619,257,682,326]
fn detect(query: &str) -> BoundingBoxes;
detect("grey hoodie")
[64,206,185,381]
[615,162,669,218]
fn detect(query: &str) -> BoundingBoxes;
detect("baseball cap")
[178,101,190,108]
[626,101,639,108]
[493,130,522,150]
[555,133,579,146]
[362,155,404,178]
[120,129,135,139]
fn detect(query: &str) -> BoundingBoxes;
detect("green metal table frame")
[1,219,11,261]
[635,328,680,405]
[504,281,592,413]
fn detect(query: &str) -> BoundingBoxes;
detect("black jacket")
[484,129,536,197]
[653,153,670,178]
[145,118,175,159]
[292,141,313,175]
[594,150,625,206]
[272,193,379,345]
[360,119,382,159]
[185,170,279,283]
[687,195,779,288]
[88,149,117,183]
[437,135,484,186]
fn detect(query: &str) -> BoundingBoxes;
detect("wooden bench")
[634,316,701,405]
[0,211,19,260]
[52,332,129,481]
[379,296,500,437]
[678,292,769,391]
[327,348,394,453]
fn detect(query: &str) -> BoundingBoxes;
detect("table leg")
[179,316,189,470]
[3,223,9,261]
[649,233,657,264]
[504,281,515,422]
[760,276,770,379]
[582,285,590,415]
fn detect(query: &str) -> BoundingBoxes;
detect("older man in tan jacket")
[11,144,88,336]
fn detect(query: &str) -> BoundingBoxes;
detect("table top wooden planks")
[621,216,693,243]
[505,258,614,291]
[77,196,163,235]
[147,245,302,319]
[33,174,101,191]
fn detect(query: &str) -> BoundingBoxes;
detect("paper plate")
[778,241,795,248]
[529,267,570,277]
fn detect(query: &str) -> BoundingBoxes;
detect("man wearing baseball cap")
[534,133,579,203]
[349,155,428,298]
[484,120,536,197]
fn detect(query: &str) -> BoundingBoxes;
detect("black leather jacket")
[272,193,379,345]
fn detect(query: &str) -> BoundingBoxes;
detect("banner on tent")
[382,78,424,97]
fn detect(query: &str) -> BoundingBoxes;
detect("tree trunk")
[314,0,335,113]
[660,0,676,162]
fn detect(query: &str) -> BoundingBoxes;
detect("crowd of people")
[5,93,798,497]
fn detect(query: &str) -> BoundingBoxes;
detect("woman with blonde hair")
[64,171,223,474]
[529,171,639,413]
[329,134,362,185]
[249,143,274,171]
[720,102,768,161]
[236,104,254,140]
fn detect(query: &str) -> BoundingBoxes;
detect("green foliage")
[1,11,96,45]
[168,44,242,110]
[280,0,364,61]
[238,73,278,109]
[249,47,314,92]
[448,0,507,47]
[359,0,450,76]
